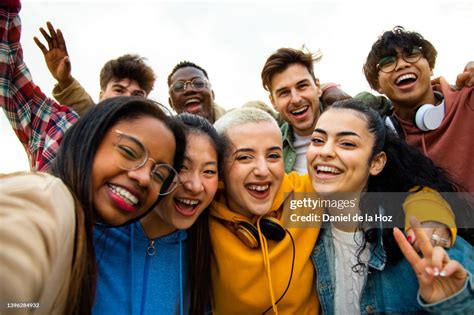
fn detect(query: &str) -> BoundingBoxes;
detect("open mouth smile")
[394,73,417,88]
[246,183,271,199]
[313,165,343,181]
[108,183,141,212]
[174,197,201,217]
[290,105,309,119]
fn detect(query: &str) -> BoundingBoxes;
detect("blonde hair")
[214,107,280,139]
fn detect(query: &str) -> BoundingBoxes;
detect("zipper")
[141,241,153,315]
[147,239,156,256]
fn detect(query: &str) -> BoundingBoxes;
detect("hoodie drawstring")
[421,133,428,156]
[257,216,278,315]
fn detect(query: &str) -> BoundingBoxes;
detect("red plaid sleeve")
[1,6,78,171]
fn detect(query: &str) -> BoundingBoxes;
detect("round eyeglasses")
[170,77,209,93]
[113,130,179,195]
[376,47,423,73]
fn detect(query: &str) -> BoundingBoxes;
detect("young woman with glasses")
[0,96,185,315]
[92,113,226,315]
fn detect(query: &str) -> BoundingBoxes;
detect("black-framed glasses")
[376,47,423,73]
[170,77,209,93]
[113,130,179,195]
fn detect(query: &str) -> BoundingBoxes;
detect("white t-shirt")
[332,225,370,315]
[292,133,311,174]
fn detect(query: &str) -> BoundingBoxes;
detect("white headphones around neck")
[414,100,445,131]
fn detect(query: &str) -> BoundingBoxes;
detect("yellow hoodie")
[209,172,320,315]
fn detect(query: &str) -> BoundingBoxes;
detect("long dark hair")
[176,113,227,315]
[327,99,470,266]
[49,96,186,315]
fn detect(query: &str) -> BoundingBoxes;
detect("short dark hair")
[261,47,321,92]
[167,61,209,86]
[99,54,156,95]
[363,26,437,90]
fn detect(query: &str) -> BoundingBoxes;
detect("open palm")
[33,21,72,84]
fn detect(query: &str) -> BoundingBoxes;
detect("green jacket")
[281,122,296,173]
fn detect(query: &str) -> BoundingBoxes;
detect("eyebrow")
[175,76,202,82]
[183,156,218,166]
[313,128,361,138]
[232,148,255,155]
[232,146,282,155]
[274,79,310,95]
[111,83,145,93]
[111,83,127,89]
[268,146,283,152]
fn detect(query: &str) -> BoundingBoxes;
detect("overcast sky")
[1,0,473,172]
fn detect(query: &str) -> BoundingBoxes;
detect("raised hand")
[393,217,468,304]
[431,61,474,90]
[33,22,73,89]
[455,61,474,88]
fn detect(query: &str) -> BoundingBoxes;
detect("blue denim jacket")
[312,226,474,314]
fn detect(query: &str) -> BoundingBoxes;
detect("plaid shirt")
[1,5,78,171]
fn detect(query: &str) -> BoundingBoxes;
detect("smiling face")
[224,121,284,218]
[151,133,219,234]
[269,63,322,137]
[376,47,435,117]
[92,116,175,226]
[169,67,215,122]
[99,78,147,100]
[307,108,385,195]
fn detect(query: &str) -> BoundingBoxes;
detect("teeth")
[109,184,139,205]
[185,98,200,105]
[177,198,199,205]
[317,165,340,174]
[247,184,269,191]
[396,73,416,85]
[291,106,308,115]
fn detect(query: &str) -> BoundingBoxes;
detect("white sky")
[1,0,473,173]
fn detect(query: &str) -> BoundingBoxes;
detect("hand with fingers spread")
[34,21,73,89]
[394,217,468,304]
[405,220,452,252]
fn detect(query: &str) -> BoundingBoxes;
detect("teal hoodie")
[93,222,189,315]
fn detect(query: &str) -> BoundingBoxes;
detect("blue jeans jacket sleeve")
[418,271,474,314]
